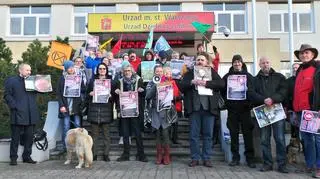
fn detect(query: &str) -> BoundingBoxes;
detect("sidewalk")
[0,160,309,179]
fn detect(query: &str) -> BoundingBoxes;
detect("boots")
[117,142,130,162]
[155,144,163,165]
[163,144,171,165]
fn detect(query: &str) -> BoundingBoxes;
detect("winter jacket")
[85,77,115,124]
[4,75,40,125]
[222,64,254,112]
[56,75,85,118]
[179,67,225,117]
[249,68,287,106]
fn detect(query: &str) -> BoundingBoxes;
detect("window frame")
[72,5,116,35]
[9,6,51,36]
[138,3,181,12]
[203,3,247,34]
[268,3,314,33]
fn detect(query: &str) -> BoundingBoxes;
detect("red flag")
[111,36,122,55]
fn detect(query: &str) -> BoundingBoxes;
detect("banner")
[47,41,73,70]
[142,27,154,56]
[99,37,113,50]
[141,61,156,82]
[25,75,52,93]
[93,79,111,103]
[154,36,171,53]
[253,103,286,128]
[194,66,212,96]
[88,12,215,33]
[183,56,195,69]
[111,35,122,55]
[300,110,320,134]
[120,91,139,118]
[157,83,173,112]
[170,60,184,79]
[227,75,247,100]
[63,75,82,97]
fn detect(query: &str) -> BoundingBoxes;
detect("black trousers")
[10,124,34,161]
[227,110,255,162]
[121,118,145,156]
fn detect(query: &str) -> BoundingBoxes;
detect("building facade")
[0,0,319,76]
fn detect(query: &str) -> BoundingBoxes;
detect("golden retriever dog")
[64,128,93,169]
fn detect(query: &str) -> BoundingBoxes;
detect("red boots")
[155,144,171,165]
[163,144,171,165]
[155,144,163,165]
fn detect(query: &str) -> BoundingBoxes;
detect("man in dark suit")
[4,63,39,165]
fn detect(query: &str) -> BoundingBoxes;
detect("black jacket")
[311,62,320,111]
[85,77,115,124]
[222,65,254,112]
[4,75,40,125]
[285,76,295,110]
[56,75,85,118]
[249,68,287,106]
[115,74,144,119]
[179,67,225,117]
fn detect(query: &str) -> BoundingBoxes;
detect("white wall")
[181,2,203,12]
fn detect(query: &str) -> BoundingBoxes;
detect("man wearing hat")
[128,49,141,73]
[292,44,320,177]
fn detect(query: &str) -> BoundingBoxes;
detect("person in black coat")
[248,57,288,173]
[85,63,115,162]
[222,55,256,168]
[179,52,225,168]
[114,61,148,162]
[56,60,84,151]
[4,63,39,165]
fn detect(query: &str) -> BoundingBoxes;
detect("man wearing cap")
[293,44,320,177]
[222,55,256,168]
[156,50,170,67]
[249,57,288,173]
[128,49,141,73]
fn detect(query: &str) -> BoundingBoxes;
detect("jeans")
[301,131,320,169]
[260,119,286,166]
[62,115,81,149]
[189,109,214,161]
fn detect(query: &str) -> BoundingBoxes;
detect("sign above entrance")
[88,12,214,33]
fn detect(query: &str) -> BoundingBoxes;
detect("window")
[10,6,51,36]
[269,3,313,33]
[73,5,116,35]
[139,4,181,12]
[204,3,246,33]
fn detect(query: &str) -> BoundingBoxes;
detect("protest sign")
[253,103,286,128]
[120,91,139,118]
[25,75,53,93]
[63,75,82,97]
[93,79,111,103]
[227,75,247,100]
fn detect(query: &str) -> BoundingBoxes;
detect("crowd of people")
[4,43,320,178]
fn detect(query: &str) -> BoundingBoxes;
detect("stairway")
[50,117,225,161]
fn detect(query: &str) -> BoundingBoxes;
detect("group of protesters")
[4,42,320,177]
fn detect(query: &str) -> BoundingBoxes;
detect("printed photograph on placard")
[63,75,82,97]
[253,103,286,128]
[300,110,320,134]
[120,91,139,118]
[183,56,195,69]
[194,66,212,95]
[170,59,184,79]
[141,61,156,82]
[93,79,111,103]
[227,75,247,100]
[86,35,99,52]
[25,75,53,93]
[108,58,123,78]
[157,83,173,112]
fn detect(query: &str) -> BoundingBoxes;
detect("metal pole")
[252,0,258,75]
[288,0,294,75]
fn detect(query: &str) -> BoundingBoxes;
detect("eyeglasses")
[196,58,206,61]
[99,68,106,70]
